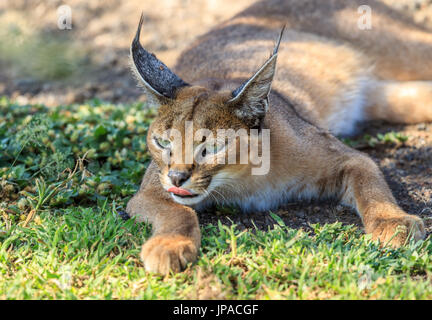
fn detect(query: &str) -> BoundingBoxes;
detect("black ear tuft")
[130,13,189,103]
[228,26,285,126]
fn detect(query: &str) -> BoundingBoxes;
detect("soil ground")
[1,0,431,237]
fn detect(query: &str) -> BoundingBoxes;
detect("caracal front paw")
[141,234,198,275]
[369,214,425,247]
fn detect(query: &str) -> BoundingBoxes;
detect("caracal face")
[147,87,254,207]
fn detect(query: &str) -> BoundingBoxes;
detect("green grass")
[342,131,409,149]
[1,97,432,299]
[0,13,87,80]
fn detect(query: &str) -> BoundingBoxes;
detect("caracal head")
[130,14,284,206]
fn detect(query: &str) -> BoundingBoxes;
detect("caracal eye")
[203,141,225,157]
[154,137,171,149]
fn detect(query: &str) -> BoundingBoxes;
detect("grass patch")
[1,97,431,299]
[0,12,87,80]
[1,209,432,299]
[342,131,409,149]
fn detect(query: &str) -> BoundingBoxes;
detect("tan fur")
[127,0,429,274]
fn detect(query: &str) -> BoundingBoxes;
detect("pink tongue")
[167,187,193,196]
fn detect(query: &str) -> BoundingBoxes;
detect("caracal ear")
[228,26,285,127]
[130,13,189,107]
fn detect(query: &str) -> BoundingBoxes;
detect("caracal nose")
[168,170,191,187]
